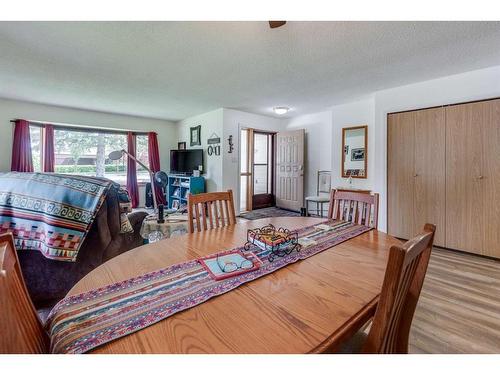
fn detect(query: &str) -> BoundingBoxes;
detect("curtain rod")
[10,119,151,136]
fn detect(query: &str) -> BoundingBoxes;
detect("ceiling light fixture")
[273,106,290,115]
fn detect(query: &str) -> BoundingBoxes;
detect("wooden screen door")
[240,128,275,212]
[275,129,305,211]
[252,131,274,209]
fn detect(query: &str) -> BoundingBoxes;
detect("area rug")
[238,207,302,220]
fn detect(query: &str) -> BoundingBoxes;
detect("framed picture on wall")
[351,148,365,161]
[190,125,201,146]
[178,142,186,150]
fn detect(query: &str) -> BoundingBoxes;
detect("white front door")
[275,129,305,211]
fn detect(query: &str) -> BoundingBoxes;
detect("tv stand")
[167,174,205,209]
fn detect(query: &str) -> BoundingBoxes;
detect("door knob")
[413,173,419,177]
[476,175,484,180]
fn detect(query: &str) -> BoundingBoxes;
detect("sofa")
[17,184,147,309]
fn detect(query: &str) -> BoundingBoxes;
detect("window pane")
[29,125,42,172]
[103,133,127,184]
[240,129,248,173]
[240,175,248,212]
[253,133,268,164]
[54,129,127,185]
[136,135,150,182]
[253,165,268,194]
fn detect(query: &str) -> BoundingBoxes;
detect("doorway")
[240,128,275,212]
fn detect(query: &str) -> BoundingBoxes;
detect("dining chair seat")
[335,331,368,354]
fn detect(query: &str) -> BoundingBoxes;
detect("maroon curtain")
[11,119,34,172]
[148,132,166,205]
[126,132,139,208]
[43,124,55,172]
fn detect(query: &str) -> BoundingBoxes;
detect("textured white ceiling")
[1,21,500,121]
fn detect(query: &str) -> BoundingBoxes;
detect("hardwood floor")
[409,247,500,353]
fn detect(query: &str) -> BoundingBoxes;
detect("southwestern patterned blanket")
[0,172,116,262]
[46,220,371,354]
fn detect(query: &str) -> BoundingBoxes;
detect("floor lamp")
[108,149,158,209]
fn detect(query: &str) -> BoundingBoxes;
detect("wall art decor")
[207,133,221,145]
[190,125,201,146]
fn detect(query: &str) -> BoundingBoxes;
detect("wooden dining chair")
[0,233,49,353]
[187,190,237,233]
[331,223,436,354]
[328,189,379,229]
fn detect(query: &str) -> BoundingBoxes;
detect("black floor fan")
[145,171,168,209]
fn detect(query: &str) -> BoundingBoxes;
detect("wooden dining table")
[67,217,402,354]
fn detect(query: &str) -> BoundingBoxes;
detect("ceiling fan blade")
[269,21,286,29]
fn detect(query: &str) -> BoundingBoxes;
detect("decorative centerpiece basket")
[244,224,301,262]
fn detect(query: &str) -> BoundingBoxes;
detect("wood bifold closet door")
[388,98,500,257]
[387,111,416,241]
[446,99,500,257]
[387,107,446,247]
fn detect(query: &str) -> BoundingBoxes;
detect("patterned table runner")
[46,220,371,354]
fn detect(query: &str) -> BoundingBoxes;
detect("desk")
[68,217,401,353]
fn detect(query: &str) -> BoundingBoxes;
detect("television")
[170,149,204,175]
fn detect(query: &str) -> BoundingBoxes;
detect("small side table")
[140,213,190,243]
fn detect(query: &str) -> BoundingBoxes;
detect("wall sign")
[207,145,221,156]
[207,132,221,145]
[227,135,234,153]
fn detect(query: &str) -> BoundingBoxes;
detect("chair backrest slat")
[362,224,436,353]
[351,201,358,224]
[224,200,231,225]
[201,202,208,230]
[213,201,219,228]
[357,203,364,225]
[194,204,200,231]
[328,189,379,229]
[188,190,236,233]
[218,200,225,227]
[0,233,48,353]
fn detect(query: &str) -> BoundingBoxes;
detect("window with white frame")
[28,125,150,185]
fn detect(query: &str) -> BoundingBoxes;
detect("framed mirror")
[342,125,367,179]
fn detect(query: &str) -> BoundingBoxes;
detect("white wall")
[176,109,224,193]
[222,109,285,214]
[283,65,500,232]
[331,97,375,192]
[285,110,332,199]
[0,98,177,207]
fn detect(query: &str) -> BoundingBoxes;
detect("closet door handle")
[475,175,484,180]
[413,173,419,177]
